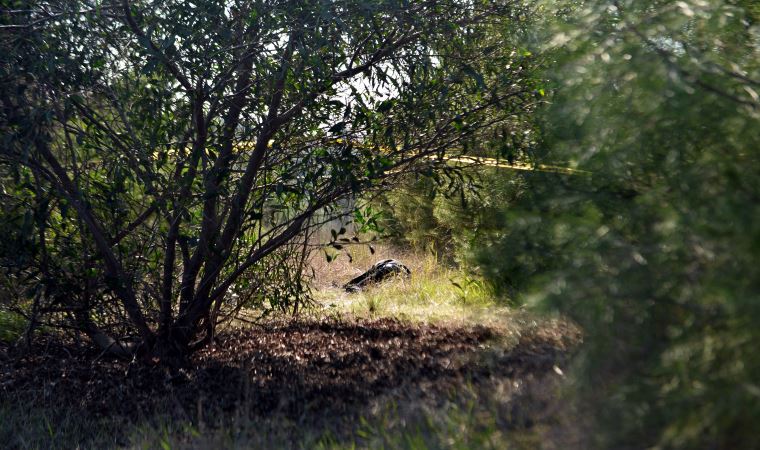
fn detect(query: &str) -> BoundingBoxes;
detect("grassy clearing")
[306,244,571,368]
[310,244,517,329]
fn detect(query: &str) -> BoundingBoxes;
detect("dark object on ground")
[344,259,411,292]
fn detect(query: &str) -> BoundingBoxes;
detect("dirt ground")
[0,317,580,448]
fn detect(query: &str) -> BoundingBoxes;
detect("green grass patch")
[0,401,123,449]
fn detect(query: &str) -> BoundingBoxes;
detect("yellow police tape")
[425,155,588,175]
[176,139,589,176]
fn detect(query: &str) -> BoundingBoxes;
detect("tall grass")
[310,243,514,329]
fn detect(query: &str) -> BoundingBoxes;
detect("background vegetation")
[475,1,760,448]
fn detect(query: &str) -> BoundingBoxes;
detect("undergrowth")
[0,244,577,450]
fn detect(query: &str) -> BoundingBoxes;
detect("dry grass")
[309,243,517,331]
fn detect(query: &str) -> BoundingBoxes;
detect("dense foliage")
[479,1,760,447]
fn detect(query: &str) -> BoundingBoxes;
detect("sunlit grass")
[310,244,517,332]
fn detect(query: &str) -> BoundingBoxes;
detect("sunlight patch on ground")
[309,242,523,340]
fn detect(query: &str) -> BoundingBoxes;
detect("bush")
[479,1,760,448]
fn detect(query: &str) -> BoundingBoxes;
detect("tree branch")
[35,140,154,342]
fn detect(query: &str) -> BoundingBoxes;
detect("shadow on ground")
[0,317,580,448]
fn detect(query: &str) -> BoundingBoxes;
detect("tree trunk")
[148,331,193,368]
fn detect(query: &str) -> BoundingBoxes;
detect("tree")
[1,0,533,363]
[479,0,760,447]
